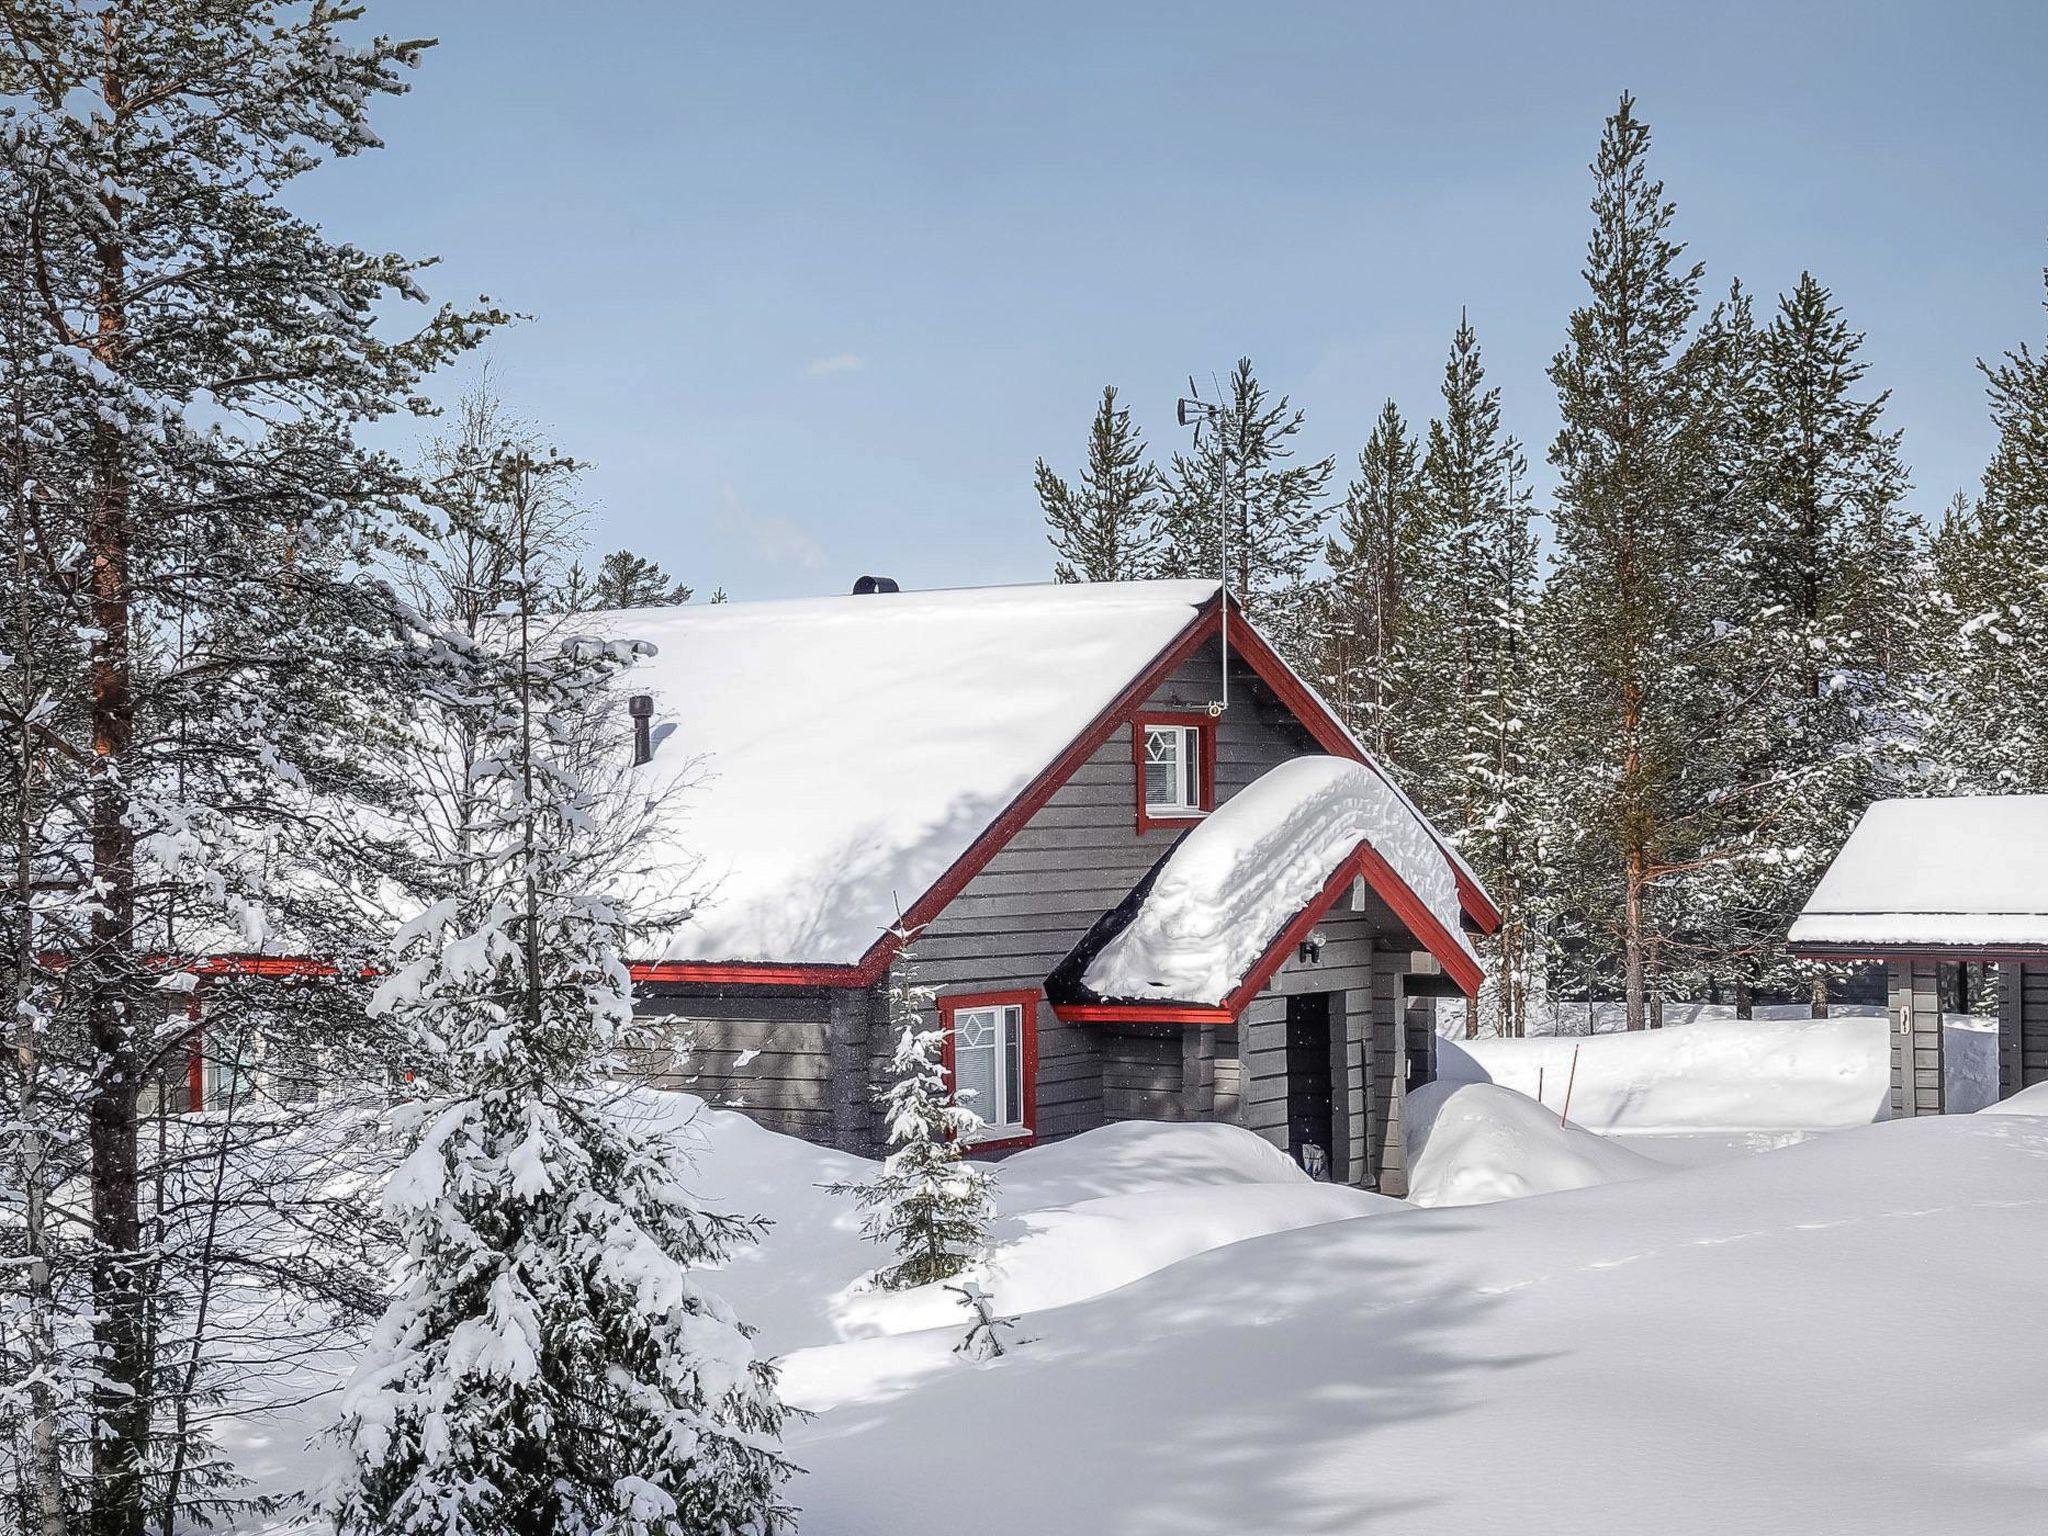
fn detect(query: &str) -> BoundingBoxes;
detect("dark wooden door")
[1285,992,1335,1175]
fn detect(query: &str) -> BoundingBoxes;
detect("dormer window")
[1134,712,1214,833]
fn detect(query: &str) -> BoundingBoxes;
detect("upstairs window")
[1134,713,1214,832]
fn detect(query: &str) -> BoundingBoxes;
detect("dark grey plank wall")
[631,988,840,1142]
[1887,958,1944,1117]
[2008,961,2048,1094]
[891,635,1326,1152]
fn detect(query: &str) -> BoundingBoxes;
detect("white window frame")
[1142,723,1202,817]
[949,1001,1027,1143]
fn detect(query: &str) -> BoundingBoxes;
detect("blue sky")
[306,1,2048,600]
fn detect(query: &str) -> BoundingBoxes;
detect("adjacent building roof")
[1788,795,2048,956]
[1060,758,1479,1013]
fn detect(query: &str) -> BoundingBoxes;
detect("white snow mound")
[1403,1080,1662,1207]
[1083,756,1470,1003]
[1980,1080,2048,1117]
[1439,1016,1890,1131]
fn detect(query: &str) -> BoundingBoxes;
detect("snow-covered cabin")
[1788,795,2048,1115]
[614,578,1494,1194]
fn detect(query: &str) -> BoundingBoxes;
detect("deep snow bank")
[1403,1080,1662,1207]
[1439,1015,1891,1131]
[624,1092,1390,1357]
[789,1111,2048,1535]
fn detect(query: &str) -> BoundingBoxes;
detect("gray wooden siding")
[893,634,1330,1152]
[631,988,841,1142]
[1887,958,1944,1117]
[2000,961,2048,1096]
[633,634,1448,1186]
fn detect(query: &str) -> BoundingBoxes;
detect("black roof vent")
[628,693,655,766]
[851,574,900,595]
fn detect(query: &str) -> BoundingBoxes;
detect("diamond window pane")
[1144,726,1196,813]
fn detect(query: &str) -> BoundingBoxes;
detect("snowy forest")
[3,4,2048,1536]
[1036,96,2048,1039]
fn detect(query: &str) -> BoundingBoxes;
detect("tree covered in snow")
[0,7,496,1532]
[1920,260,2048,794]
[1685,274,1920,1012]
[833,956,996,1292]
[1322,400,1428,763]
[1540,94,1721,1031]
[327,535,790,1536]
[1160,358,1335,653]
[1037,385,1164,583]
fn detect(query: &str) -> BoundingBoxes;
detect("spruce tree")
[0,10,497,1533]
[833,953,996,1292]
[1037,385,1164,582]
[1702,274,1917,1012]
[1325,401,1428,762]
[1542,95,1710,1031]
[1924,260,2048,791]
[1160,358,1335,646]
[328,526,791,1536]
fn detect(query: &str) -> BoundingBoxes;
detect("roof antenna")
[1175,375,1229,716]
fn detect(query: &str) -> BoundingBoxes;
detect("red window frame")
[937,988,1040,1153]
[1132,711,1217,834]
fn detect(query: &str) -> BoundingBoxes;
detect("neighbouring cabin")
[1788,795,2048,1116]
[608,578,1493,1196]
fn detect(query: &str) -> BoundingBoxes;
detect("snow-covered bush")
[326,587,790,1536]
[833,956,996,1291]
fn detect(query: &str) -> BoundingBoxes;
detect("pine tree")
[1542,95,1710,1031]
[1923,260,2048,791]
[1161,358,1335,646]
[564,549,696,610]
[328,517,791,1536]
[0,10,498,1534]
[1037,385,1164,582]
[1323,401,1428,761]
[833,953,995,1292]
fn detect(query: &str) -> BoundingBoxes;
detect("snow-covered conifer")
[1323,401,1427,762]
[833,957,995,1292]
[327,522,790,1536]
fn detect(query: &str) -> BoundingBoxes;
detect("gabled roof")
[613,579,1493,983]
[1047,759,1482,1020]
[1788,795,2048,957]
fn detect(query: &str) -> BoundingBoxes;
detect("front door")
[1285,992,1336,1177]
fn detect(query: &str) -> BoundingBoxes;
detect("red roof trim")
[1050,1002,1236,1026]
[630,961,863,988]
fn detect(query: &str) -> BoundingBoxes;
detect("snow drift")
[788,1112,2048,1535]
[1403,1080,1662,1207]
[1439,1015,1891,1132]
[1082,756,1472,1004]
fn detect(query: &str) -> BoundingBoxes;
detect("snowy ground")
[219,1019,2048,1535]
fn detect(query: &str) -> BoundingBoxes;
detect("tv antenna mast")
[1176,376,1232,716]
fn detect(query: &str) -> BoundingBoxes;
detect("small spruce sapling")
[832,951,996,1292]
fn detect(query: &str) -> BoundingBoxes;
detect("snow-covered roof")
[1788,795,2048,952]
[620,580,1222,966]
[1070,757,1479,1005]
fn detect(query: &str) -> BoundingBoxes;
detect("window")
[1133,712,1215,832]
[939,990,1038,1148]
